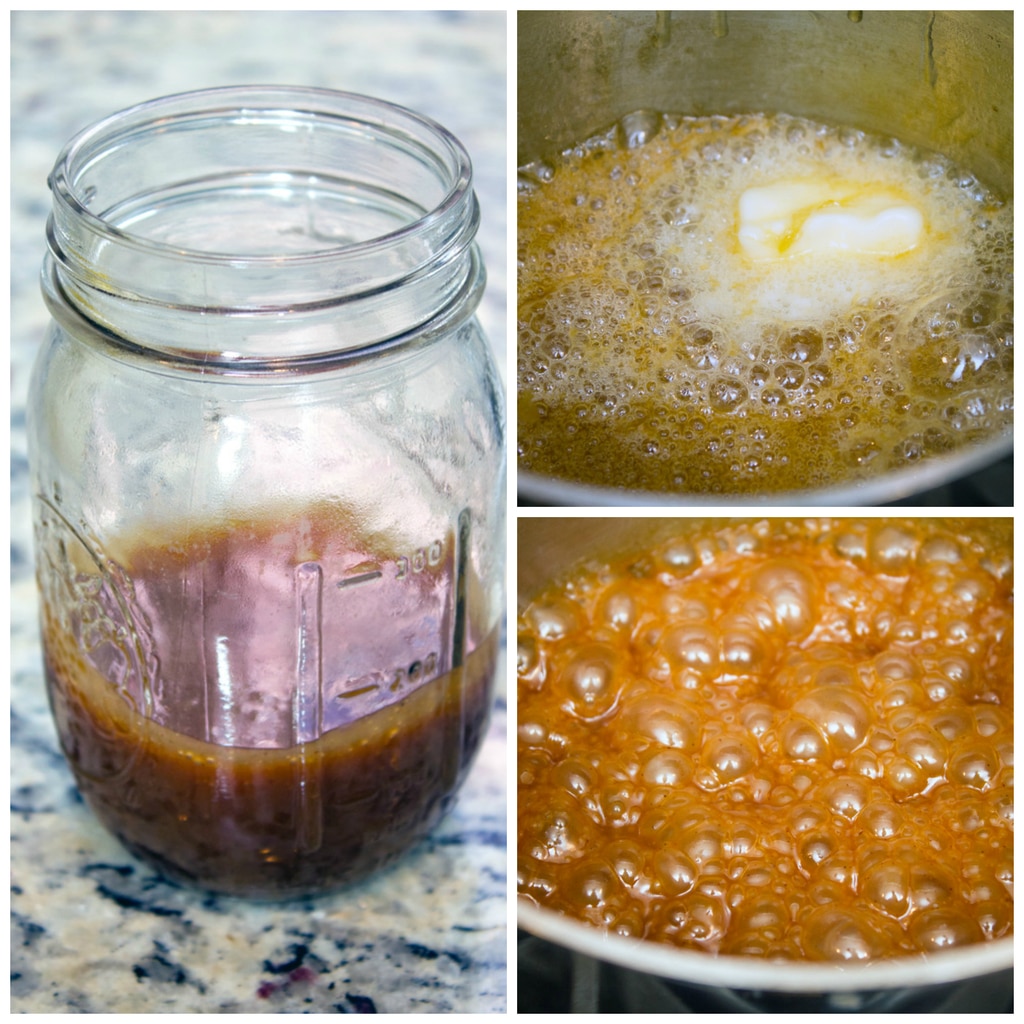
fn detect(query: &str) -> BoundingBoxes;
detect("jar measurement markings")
[396,540,445,579]
[336,568,383,590]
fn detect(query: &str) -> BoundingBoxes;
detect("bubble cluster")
[517,519,1013,960]
[518,113,1013,494]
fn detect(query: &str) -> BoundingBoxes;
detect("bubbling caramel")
[518,113,1013,494]
[517,519,1013,961]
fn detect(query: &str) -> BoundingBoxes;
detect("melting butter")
[738,179,924,260]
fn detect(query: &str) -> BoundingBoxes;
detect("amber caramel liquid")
[45,626,497,898]
[41,511,498,898]
[518,113,1013,494]
[518,519,1012,960]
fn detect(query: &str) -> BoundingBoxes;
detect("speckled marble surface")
[11,11,508,1013]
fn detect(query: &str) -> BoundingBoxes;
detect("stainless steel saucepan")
[517,515,1013,1004]
[517,11,1013,506]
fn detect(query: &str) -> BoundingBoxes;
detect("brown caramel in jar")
[517,519,1012,960]
[42,509,497,898]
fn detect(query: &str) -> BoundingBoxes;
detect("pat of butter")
[738,179,924,260]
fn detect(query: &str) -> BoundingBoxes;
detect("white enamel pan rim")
[519,901,1013,994]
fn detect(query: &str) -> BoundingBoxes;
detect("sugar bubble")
[803,906,901,961]
[793,685,870,754]
[749,559,818,638]
[909,906,985,950]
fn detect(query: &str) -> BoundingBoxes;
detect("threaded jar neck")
[44,86,483,369]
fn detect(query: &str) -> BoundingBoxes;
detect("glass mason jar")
[27,87,505,898]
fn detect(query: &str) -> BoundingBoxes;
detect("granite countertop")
[11,11,508,1013]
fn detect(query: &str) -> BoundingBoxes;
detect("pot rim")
[519,901,1013,993]
[517,433,1012,506]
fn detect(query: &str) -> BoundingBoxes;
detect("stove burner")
[517,934,1013,1013]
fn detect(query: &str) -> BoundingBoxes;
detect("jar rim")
[49,84,474,267]
[44,85,484,362]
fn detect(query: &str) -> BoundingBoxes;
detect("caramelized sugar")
[518,113,1013,495]
[42,511,497,898]
[517,519,1012,960]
